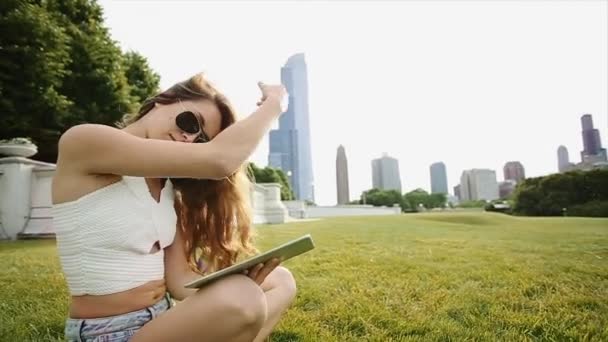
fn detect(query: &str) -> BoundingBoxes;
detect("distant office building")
[453,184,461,201]
[580,114,607,163]
[499,180,517,199]
[557,145,572,172]
[372,153,402,192]
[460,169,499,201]
[336,145,350,204]
[580,114,606,160]
[430,162,448,194]
[503,161,525,182]
[268,53,314,201]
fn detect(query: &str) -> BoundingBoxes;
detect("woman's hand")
[244,258,281,285]
[256,82,288,112]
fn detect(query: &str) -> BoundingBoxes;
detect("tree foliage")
[122,51,161,106]
[0,0,160,162]
[403,189,447,211]
[512,169,608,217]
[357,188,447,212]
[248,163,295,201]
[361,188,402,208]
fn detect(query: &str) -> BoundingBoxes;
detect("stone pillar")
[0,155,56,240]
[251,183,267,224]
[283,200,307,219]
[259,183,289,224]
[0,158,35,239]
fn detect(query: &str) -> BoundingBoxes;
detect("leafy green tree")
[122,51,160,105]
[248,163,294,201]
[50,0,136,129]
[1,0,160,163]
[0,0,72,151]
[513,169,608,216]
[403,188,430,210]
[428,193,447,208]
[274,167,294,200]
[362,188,402,208]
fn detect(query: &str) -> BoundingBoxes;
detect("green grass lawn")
[1,212,607,341]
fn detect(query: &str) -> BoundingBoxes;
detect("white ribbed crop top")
[52,176,177,296]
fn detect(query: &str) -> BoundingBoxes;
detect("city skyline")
[98,1,607,205]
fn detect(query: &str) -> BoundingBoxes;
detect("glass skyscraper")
[268,53,314,202]
[371,153,402,193]
[430,162,448,194]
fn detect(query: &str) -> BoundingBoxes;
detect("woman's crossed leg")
[132,266,296,342]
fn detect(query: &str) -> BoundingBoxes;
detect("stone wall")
[0,156,290,240]
[283,201,401,218]
[306,204,401,218]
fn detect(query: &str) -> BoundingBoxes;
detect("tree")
[512,169,608,216]
[361,188,402,208]
[1,0,161,163]
[122,51,160,105]
[428,193,447,208]
[0,0,72,152]
[50,0,136,129]
[248,163,294,201]
[274,167,294,201]
[403,188,430,211]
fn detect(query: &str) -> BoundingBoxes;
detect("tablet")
[184,234,315,289]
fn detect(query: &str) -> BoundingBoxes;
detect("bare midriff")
[69,279,167,319]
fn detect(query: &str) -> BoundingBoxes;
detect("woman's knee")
[234,281,267,329]
[273,266,297,300]
[203,275,267,329]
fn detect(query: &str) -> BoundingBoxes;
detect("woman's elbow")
[210,145,247,179]
[196,143,233,180]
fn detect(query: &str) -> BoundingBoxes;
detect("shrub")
[567,201,608,218]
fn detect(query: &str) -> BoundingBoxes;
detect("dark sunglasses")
[175,111,210,143]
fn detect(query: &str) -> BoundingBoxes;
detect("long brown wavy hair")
[119,73,257,274]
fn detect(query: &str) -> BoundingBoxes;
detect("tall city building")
[503,161,525,182]
[499,180,517,199]
[453,184,461,201]
[336,145,350,205]
[580,114,607,163]
[372,153,402,192]
[557,145,571,172]
[268,53,314,201]
[430,162,448,194]
[460,169,499,201]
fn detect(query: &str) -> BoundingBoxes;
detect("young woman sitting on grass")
[52,73,296,341]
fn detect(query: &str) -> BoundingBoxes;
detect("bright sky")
[98,0,607,205]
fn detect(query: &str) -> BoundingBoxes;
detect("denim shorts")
[64,294,172,342]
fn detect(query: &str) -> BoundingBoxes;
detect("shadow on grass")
[270,330,304,341]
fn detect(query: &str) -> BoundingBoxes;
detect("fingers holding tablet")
[247,258,281,285]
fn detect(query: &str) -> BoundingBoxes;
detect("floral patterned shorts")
[64,294,171,342]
